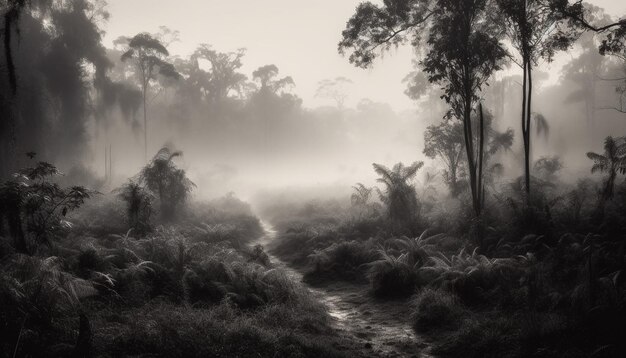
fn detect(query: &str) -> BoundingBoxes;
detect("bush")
[0,160,93,254]
[95,302,347,358]
[432,314,521,358]
[116,180,154,235]
[367,249,419,298]
[139,147,195,221]
[305,240,377,284]
[411,288,466,332]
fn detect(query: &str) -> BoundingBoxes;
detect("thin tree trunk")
[463,98,478,216]
[477,102,486,248]
[521,59,531,206]
[478,102,485,210]
[4,12,17,95]
[143,89,148,163]
[524,60,533,204]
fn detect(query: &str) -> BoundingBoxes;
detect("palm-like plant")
[373,161,423,227]
[350,183,378,220]
[139,147,195,220]
[115,180,153,234]
[587,136,626,202]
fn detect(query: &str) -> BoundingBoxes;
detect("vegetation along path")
[255,221,432,358]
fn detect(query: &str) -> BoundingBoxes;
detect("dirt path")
[256,222,432,358]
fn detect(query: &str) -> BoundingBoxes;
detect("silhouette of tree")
[315,77,353,109]
[340,0,506,218]
[494,0,581,205]
[424,109,513,197]
[191,45,248,105]
[587,136,626,203]
[121,33,180,162]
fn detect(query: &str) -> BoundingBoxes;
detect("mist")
[2,1,626,357]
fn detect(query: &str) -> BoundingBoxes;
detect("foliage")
[315,76,353,108]
[424,110,514,197]
[494,0,581,202]
[121,32,180,160]
[373,161,423,231]
[411,288,466,332]
[533,156,563,183]
[586,136,626,202]
[423,119,465,197]
[0,159,93,254]
[187,45,248,105]
[1,0,114,172]
[139,147,195,220]
[115,180,153,234]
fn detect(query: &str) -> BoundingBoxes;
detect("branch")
[367,12,435,54]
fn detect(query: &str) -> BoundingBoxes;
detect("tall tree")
[494,0,580,204]
[561,4,611,125]
[191,45,247,105]
[252,64,294,94]
[1,0,113,176]
[340,0,506,218]
[121,33,180,162]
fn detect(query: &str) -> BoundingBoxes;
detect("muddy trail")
[255,222,432,358]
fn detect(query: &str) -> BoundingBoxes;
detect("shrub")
[432,314,521,358]
[411,288,466,332]
[0,160,93,254]
[139,147,195,221]
[116,180,154,235]
[304,240,377,283]
[418,249,529,307]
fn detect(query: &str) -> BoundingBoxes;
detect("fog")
[3,2,626,357]
[1,0,625,204]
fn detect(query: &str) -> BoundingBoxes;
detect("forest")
[1,0,626,357]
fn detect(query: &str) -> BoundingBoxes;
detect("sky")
[103,0,626,111]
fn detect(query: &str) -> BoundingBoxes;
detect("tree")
[190,45,248,105]
[423,119,464,197]
[252,64,294,93]
[373,161,423,229]
[315,77,353,109]
[423,1,506,217]
[121,33,180,162]
[340,0,506,218]
[494,0,580,204]
[139,147,195,220]
[1,0,112,176]
[561,4,612,124]
[0,0,53,94]
[424,108,514,197]
[586,136,626,203]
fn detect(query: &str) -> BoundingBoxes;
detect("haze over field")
[2,1,626,357]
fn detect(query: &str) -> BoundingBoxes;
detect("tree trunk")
[521,58,532,206]
[463,97,479,217]
[143,88,148,163]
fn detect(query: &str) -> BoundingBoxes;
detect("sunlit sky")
[103,0,626,111]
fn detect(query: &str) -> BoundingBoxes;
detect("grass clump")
[411,288,467,332]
